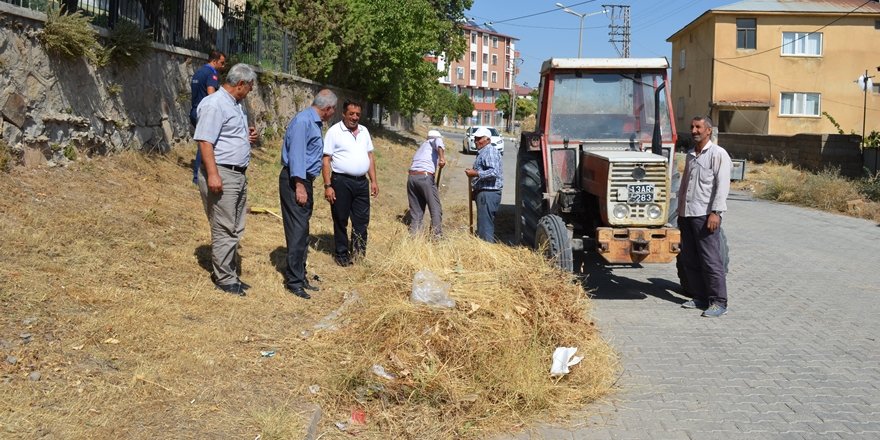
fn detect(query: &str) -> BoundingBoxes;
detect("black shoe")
[287,286,311,300]
[216,283,246,296]
[303,281,320,292]
[239,280,252,290]
[334,257,353,267]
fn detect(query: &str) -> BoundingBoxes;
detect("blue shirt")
[193,87,250,167]
[190,64,219,125]
[472,143,503,191]
[282,107,324,180]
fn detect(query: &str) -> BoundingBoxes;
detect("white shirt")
[678,140,732,218]
[410,138,444,173]
[323,121,374,176]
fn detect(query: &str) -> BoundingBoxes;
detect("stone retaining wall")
[0,4,362,167]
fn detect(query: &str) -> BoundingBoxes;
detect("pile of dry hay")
[294,231,618,438]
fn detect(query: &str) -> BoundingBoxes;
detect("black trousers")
[279,168,313,289]
[678,215,728,307]
[330,172,370,261]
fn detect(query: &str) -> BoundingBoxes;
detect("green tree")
[249,0,472,114]
[422,83,458,125]
[328,0,471,114]
[456,93,474,121]
[495,92,511,120]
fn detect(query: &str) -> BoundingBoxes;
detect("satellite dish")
[200,0,224,30]
[858,75,874,92]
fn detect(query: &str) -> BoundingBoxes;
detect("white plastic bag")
[410,270,455,309]
[550,346,583,377]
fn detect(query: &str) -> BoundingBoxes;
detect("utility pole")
[604,4,631,58]
[507,57,523,133]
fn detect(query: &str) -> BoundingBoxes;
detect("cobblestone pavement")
[500,193,880,439]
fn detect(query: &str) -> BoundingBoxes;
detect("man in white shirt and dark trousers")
[407,130,446,237]
[678,116,732,317]
[321,100,378,266]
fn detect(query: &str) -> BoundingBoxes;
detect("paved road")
[497,194,880,439]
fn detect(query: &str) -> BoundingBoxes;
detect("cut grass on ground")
[0,130,616,439]
[732,161,880,223]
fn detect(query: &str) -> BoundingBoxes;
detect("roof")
[540,58,669,73]
[713,0,880,13]
[460,19,518,41]
[667,0,880,42]
[514,84,534,96]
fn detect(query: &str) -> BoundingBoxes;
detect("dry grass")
[0,131,616,438]
[733,161,880,222]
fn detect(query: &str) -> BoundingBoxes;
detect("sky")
[465,0,733,87]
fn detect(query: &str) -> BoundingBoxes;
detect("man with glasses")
[194,64,259,296]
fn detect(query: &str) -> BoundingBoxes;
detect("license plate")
[627,183,654,203]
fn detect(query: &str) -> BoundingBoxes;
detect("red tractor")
[515,58,682,271]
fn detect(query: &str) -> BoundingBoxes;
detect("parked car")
[462,126,505,154]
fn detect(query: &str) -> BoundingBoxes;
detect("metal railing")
[1,0,296,74]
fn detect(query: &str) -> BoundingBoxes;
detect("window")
[736,18,756,50]
[679,49,685,70]
[483,35,489,46]
[491,72,497,83]
[782,32,822,56]
[780,92,820,116]
[470,52,476,63]
[486,91,495,103]
[471,32,476,44]
[492,36,498,48]
[474,89,484,103]
[457,67,464,80]
[492,54,498,66]
[470,69,476,81]
[482,53,488,64]
[481,70,487,82]
[875,20,880,29]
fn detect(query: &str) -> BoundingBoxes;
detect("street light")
[555,3,606,58]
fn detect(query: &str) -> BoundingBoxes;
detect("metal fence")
[2,0,295,74]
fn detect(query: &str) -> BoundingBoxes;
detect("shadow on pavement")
[580,253,686,305]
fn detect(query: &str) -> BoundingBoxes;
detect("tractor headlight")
[612,204,630,219]
[647,204,662,219]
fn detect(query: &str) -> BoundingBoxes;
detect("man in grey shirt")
[677,116,732,317]
[194,63,259,296]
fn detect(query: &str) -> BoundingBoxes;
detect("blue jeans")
[475,189,501,243]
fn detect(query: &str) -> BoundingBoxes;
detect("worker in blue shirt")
[278,89,338,299]
[464,127,504,243]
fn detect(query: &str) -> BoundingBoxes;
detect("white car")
[462,126,505,154]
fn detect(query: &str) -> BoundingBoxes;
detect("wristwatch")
[712,210,723,215]
[324,183,332,189]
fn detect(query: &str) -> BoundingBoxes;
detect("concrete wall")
[0,4,368,167]
[719,132,865,177]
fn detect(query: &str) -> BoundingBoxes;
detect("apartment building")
[438,20,518,127]
[667,0,880,136]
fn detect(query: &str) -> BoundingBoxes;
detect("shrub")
[105,21,153,68]
[38,7,101,64]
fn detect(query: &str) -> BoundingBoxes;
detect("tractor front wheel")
[536,214,574,272]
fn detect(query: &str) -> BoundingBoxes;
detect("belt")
[218,163,247,173]
[281,166,317,181]
[409,170,434,176]
[333,172,367,181]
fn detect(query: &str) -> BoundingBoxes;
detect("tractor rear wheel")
[536,214,573,272]
[515,151,543,247]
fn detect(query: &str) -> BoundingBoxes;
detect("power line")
[480,0,600,25]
